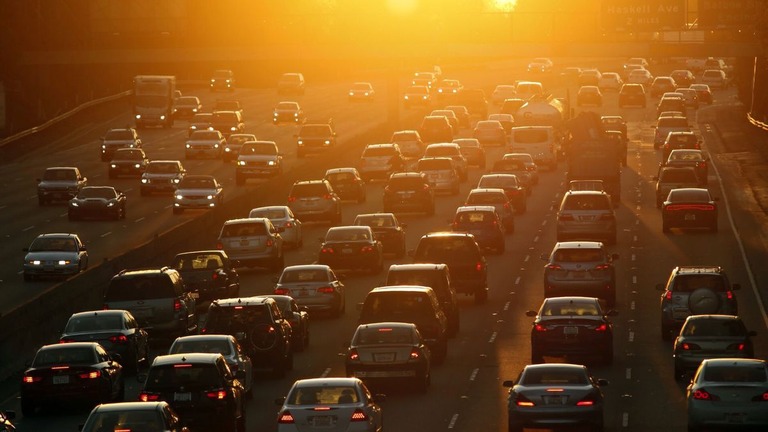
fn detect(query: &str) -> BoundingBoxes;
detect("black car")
[174,96,202,119]
[171,250,240,302]
[202,297,293,377]
[324,167,366,203]
[100,128,142,162]
[139,353,245,431]
[382,172,435,215]
[661,131,701,161]
[318,226,384,274]
[21,343,124,417]
[59,310,149,371]
[662,188,718,233]
[618,83,646,108]
[353,213,407,257]
[261,294,310,352]
[108,148,149,178]
[295,122,336,158]
[68,186,126,221]
[410,232,488,304]
[526,296,616,365]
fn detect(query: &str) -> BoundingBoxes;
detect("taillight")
[681,343,701,350]
[103,304,109,310]
[726,343,745,351]
[727,291,734,300]
[594,264,610,270]
[274,288,290,295]
[752,392,768,401]
[576,396,595,406]
[174,299,182,311]
[216,242,224,250]
[79,370,101,379]
[546,264,561,270]
[139,393,160,402]
[201,327,208,334]
[350,409,368,422]
[206,389,227,400]
[287,196,297,203]
[361,246,374,253]
[692,389,719,401]
[422,184,430,191]
[665,291,672,300]
[534,324,548,332]
[320,247,334,254]
[409,348,420,359]
[323,194,333,200]
[594,324,608,332]
[23,375,42,384]
[515,394,535,407]
[475,262,484,272]
[109,335,128,344]
[266,239,274,247]
[211,271,219,280]
[318,286,335,294]
[285,221,293,228]
[348,348,360,361]
[503,202,510,209]
[59,338,74,344]
[278,411,295,423]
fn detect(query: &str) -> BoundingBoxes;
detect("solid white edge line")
[448,413,459,429]
[469,368,479,381]
[709,140,768,330]
[625,368,631,379]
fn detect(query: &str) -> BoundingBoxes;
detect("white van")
[508,126,557,170]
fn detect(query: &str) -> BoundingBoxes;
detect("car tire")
[474,288,488,305]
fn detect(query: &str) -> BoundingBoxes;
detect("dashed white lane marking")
[541,220,547,226]
[59,212,68,217]
[633,235,638,242]
[636,205,641,211]
[628,331,635,342]
[100,232,112,238]
[469,368,479,381]
[533,235,539,242]
[488,332,497,343]
[503,301,510,311]
[630,301,636,311]
[134,217,145,223]
[524,255,530,262]
[635,219,640,225]
[631,254,636,261]
[22,226,34,232]
[320,368,331,378]
[622,413,629,427]
[448,414,459,429]
[632,276,637,284]
[626,368,632,379]
[514,276,521,285]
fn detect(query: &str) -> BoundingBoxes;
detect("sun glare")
[492,0,518,12]
[387,0,418,15]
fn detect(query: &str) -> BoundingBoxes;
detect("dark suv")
[656,266,741,340]
[211,110,245,136]
[139,353,245,431]
[295,122,336,158]
[383,172,435,215]
[385,263,460,336]
[100,128,142,162]
[202,297,293,377]
[419,116,454,144]
[104,267,197,339]
[618,83,646,108]
[410,232,488,303]
[171,250,240,302]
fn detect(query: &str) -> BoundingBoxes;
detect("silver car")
[274,264,345,317]
[542,241,618,307]
[185,130,225,159]
[217,218,284,271]
[140,160,186,196]
[80,402,188,432]
[173,175,224,214]
[673,315,757,379]
[223,133,256,162]
[249,205,303,247]
[287,180,342,224]
[358,143,405,181]
[235,141,283,184]
[556,191,617,244]
[423,143,468,180]
[169,334,253,396]
[23,233,88,281]
[416,157,460,195]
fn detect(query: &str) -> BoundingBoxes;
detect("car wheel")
[474,288,488,305]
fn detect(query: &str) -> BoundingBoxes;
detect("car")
[452,138,486,168]
[235,140,283,184]
[173,175,224,214]
[100,128,142,162]
[403,85,431,107]
[278,72,306,95]
[556,190,617,244]
[185,130,225,159]
[503,153,539,184]
[701,69,728,89]
[627,68,653,86]
[348,82,375,101]
[618,83,647,108]
[353,213,406,257]
[211,110,244,136]
[650,76,678,97]
[436,79,463,100]
[653,115,691,149]
[390,130,425,159]
[318,226,383,274]
[673,315,757,379]
[662,130,701,161]
[295,122,337,158]
[187,112,214,137]
[659,110,688,121]
[423,143,467,178]
[59,310,149,371]
[569,179,605,193]
[345,322,431,392]
[542,241,618,307]
[382,171,435,215]
[597,72,623,91]
[686,358,768,430]
[528,57,554,73]
[358,285,448,363]
[287,179,342,224]
[526,296,616,364]
[201,297,293,377]
[216,218,284,271]
[22,233,88,281]
[261,295,310,352]
[690,83,713,104]
[665,149,708,185]
[451,205,506,253]
[430,109,460,132]
[412,71,436,88]
[491,158,533,194]
[273,101,306,124]
[578,69,602,87]
[515,81,545,100]
[656,266,741,340]
[559,66,582,84]
[173,96,202,119]
[358,143,405,181]
[623,57,650,74]
[274,264,346,318]
[676,87,700,109]
[411,232,488,303]
[415,157,460,195]
[464,188,515,233]
[576,85,603,107]
[275,377,384,432]
[662,187,719,233]
[223,133,256,162]
[503,363,608,432]
[108,148,149,178]
[80,401,189,432]
[140,160,186,196]
[37,166,88,205]
[67,186,126,221]
[21,342,124,417]
[500,98,526,115]
[418,115,453,144]
[477,174,527,213]
[324,167,366,203]
[248,206,303,248]
[210,69,235,91]
[601,115,627,141]
[456,88,489,118]
[488,113,515,134]
[168,334,253,396]
[670,69,696,87]
[654,166,702,208]
[170,250,240,301]
[139,353,245,431]
[657,95,687,117]
[473,120,507,147]
[444,105,471,128]
[104,267,197,339]
[491,84,518,105]
[214,100,242,117]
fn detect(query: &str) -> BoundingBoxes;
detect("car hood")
[25,251,79,261]
[143,173,181,179]
[71,197,114,204]
[39,180,77,187]
[175,187,218,194]
[239,154,278,162]
[103,140,136,146]
[186,139,220,145]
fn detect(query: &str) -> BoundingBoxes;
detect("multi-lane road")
[2,58,767,431]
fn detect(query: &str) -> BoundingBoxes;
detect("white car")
[527,57,554,73]
[598,72,623,91]
[249,205,303,247]
[173,175,224,214]
[235,141,283,184]
[628,68,654,86]
[276,377,384,432]
[491,84,518,105]
[168,334,253,396]
[701,69,728,89]
[23,233,88,281]
[223,133,257,162]
[273,101,305,124]
[390,130,424,159]
[185,130,225,159]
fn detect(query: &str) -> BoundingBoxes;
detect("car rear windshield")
[658,118,689,128]
[672,274,726,292]
[363,147,396,157]
[492,160,524,171]
[467,192,506,205]
[220,222,267,238]
[29,236,77,252]
[34,347,96,367]
[249,208,287,219]
[287,386,359,405]
[146,364,223,390]
[170,339,233,356]
[356,215,395,227]
[279,268,328,283]
[425,147,458,158]
[660,169,698,182]
[326,228,371,242]
[703,365,767,383]
[521,369,588,385]
[362,292,433,321]
[104,130,134,140]
[291,183,328,197]
[666,134,697,145]
[552,248,603,263]
[562,195,610,211]
[682,319,747,337]
[512,129,549,143]
[667,189,710,202]
[353,326,414,345]
[106,276,175,301]
[416,238,480,260]
[479,176,519,189]
[389,177,426,190]
[206,305,272,329]
[172,253,223,271]
[65,315,123,333]
[387,270,439,288]
[542,301,599,316]
[455,211,494,224]
[417,159,452,171]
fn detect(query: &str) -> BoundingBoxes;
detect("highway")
[2,58,767,431]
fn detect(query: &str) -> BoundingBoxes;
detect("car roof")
[543,296,600,306]
[701,358,766,367]
[293,377,362,388]
[522,363,588,373]
[327,226,372,234]
[35,233,78,239]
[212,296,272,307]
[325,167,359,175]
[683,314,743,323]
[69,310,127,319]
[173,334,235,343]
[554,241,604,249]
[456,205,498,213]
[283,264,331,272]
[355,213,396,219]
[152,353,222,366]
[387,263,448,272]
[390,171,426,179]
[222,217,269,226]
[39,342,99,351]
[468,188,507,195]
[355,322,417,331]
[565,190,610,197]
[92,401,169,413]
[370,285,434,294]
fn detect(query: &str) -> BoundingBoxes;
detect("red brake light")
[534,323,548,332]
[287,196,297,203]
[693,389,718,401]
[266,239,274,247]
[516,394,535,407]
[216,242,224,250]
[665,291,672,300]
[321,247,334,254]
[139,393,160,402]
[409,348,420,359]
[348,348,359,361]
[174,299,182,311]
[109,335,128,344]
[682,343,701,350]
[350,409,368,421]
[79,370,101,379]
[475,262,484,272]
[23,375,42,383]
[361,246,374,253]
[59,338,74,344]
[727,291,734,300]
[503,202,510,209]
[284,221,293,228]
[594,324,608,332]
[211,271,219,280]
[318,286,335,293]
[758,392,768,401]
[576,398,595,406]
[594,264,610,270]
[206,390,227,400]
[51,366,70,370]
[546,264,561,270]
[726,343,745,351]
[323,194,333,200]
[278,411,295,423]
[274,288,290,295]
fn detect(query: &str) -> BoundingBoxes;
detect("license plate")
[570,272,585,279]
[543,395,565,405]
[726,413,746,423]
[684,214,696,221]
[312,416,332,427]
[342,248,353,254]
[53,375,70,385]
[174,392,192,402]
[373,352,396,362]
[190,292,200,299]
[563,326,579,335]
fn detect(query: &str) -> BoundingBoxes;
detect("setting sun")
[491,0,518,12]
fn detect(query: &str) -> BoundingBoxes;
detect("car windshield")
[82,410,164,432]
[563,195,609,211]
[250,208,287,219]
[65,315,123,333]
[145,364,224,390]
[43,169,77,181]
[212,112,237,122]
[170,339,233,356]
[213,70,232,79]
[356,215,395,227]
[672,275,726,293]
[387,270,438,287]
[280,268,329,283]
[221,222,267,237]
[667,134,696,145]
[363,147,396,157]
[455,211,494,224]
[287,386,359,405]
[78,188,116,199]
[146,163,180,174]
[172,253,223,271]
[467,192,506,205]
[326,228,371,242]
[683,319,746,337]
[241,143,277,155]
[105,277,175,301]
[300,125,332,136]
[703,365,767,383]
[280,74,301,83]
[552,248,603,263]
[352,83,371,90]
[521,368,588,385]
[178,177,215,189]
[104,130,134,140]
[659,118,689,128]
[542,301,599,316]
[667,189,710,202]
[417,238,480,260]
[276,102,298,110]
[33,347,96,367]
[29,236,77,252]
[354,326,414,345]
[190,131,219,140]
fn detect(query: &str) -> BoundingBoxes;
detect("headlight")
[230,126,236,131]
[111,164,117,168]
[190,125,197,130]
[404,95,409,100]
[186,144,191,149]
[294,113,298,117]
[29,260,41,266]
[364,92,369,96]
[274,112,278,117]
[173,178,181,184]
[422,95,428,99]
[70,202,79,207]
[192,108,198,112]
[58,260,70,265]
[238,160,246,166]
[101,144,106,150]
[349,92,354,96]
[129,144,135,148]
[438,89,443,93]
[268,160,275,166]
[134,163,141,169]
[135,114,142,119]
[160,115,166,120]
[225,79,231,83]
[206,195,214,200]
[141,178,149,184]
[106,202,115,207]
[211,79,216,83]
[324,140,331,145]
[214,143,220,148]
[297,140,304,145]
[175,194,183,199]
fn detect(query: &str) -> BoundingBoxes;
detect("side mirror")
[80,245,87,251]
[502,380,514,387]
[597,378,609,387]
[275,397,286,406]
[525,310,537,317]
[655,283,665,291]
[732,283,741,291]
[235,331,246,341]
[111,353,123,364]
[300,306,309,313]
